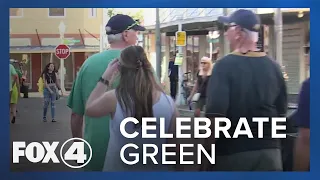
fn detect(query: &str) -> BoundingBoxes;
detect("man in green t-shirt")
[67,14,148,171]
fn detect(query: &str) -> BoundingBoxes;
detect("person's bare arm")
[294,128,310,171]
[55,72,63,95]
[85,85,117,118]
[71,112,84,139]
[188,81,198,100]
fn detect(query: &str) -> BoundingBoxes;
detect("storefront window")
[9,53,32,88]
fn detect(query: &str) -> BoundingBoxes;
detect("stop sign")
[55,44,70,59]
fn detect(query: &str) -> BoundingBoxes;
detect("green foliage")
[106,9,144,22]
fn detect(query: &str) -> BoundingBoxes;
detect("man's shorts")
[195,97,206,111]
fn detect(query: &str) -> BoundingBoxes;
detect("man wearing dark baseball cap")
[203,9,287,171]
[68,14,148,171]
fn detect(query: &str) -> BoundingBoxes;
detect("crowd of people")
[66,9,311,172]
[9,9,310,172]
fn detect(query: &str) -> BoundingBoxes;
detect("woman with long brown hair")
[41,63,62,122]
[85,45,179,171]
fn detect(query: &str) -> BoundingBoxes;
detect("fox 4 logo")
[12,138,92,168]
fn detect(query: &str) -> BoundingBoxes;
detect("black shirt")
[45,72,56,84]
[197,72,211,97]
[205,51,287,155]
[168,61,178,80]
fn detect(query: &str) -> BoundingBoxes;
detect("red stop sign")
[55,44,70,59]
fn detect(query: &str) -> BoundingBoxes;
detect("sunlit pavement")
[10,93,79,172]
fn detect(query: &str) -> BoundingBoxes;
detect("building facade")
[142,8,310,97]
[10,8,103,91]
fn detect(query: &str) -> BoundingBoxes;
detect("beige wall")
[10,8,103,34]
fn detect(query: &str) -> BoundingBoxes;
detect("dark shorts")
[196,97,206,110]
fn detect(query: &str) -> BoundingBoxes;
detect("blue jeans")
[43,87,56,120]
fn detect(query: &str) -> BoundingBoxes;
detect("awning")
[10,45,100,53]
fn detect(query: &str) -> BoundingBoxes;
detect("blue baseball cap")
[218,9,261,32]
[105,14,146,35]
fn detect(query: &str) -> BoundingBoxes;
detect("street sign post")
[55,44,70,59]
[174,53,183,66]
[63,39,80,45]
[55,44,70,94]
[175,31,186,46]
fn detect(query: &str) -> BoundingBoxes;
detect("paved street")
[10,94,79,172]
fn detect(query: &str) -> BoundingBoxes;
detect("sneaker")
[11,117,16,124]
[43,118,47,122]
[52,119,56,122]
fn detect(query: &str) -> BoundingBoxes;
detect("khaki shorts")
[195,97,206,111]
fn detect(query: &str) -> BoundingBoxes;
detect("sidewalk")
[27,91,70,98]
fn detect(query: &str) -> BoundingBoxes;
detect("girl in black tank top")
[45,72,57,84]
[41,63,62,122]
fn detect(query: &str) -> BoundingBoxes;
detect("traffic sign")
[207,38,219,43]
[174,53,183,66]
[175,31,186,46]
[63,39,81,45]
[55,44,70,59]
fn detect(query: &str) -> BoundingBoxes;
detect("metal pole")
[209,32,213,59]
[223,8,230,55]
[58,21,66,93]
[176,22,184,106]
[60,36,66,93]
[274,8,283,66]
[155,8,162,79]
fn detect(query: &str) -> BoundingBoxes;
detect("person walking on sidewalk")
[10,63,20,124]
[187,56,213,116]
[293,39,310,171]
[168,52,179,100]
[68,14,151,171]
[41,63,63,122]
[203,9,287,171]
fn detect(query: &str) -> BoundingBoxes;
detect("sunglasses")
[201,62,208,64]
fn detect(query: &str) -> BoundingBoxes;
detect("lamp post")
[58,21,66,93]
[175,15,184,106]
[207,30,220,60]
[155,8,161,79]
